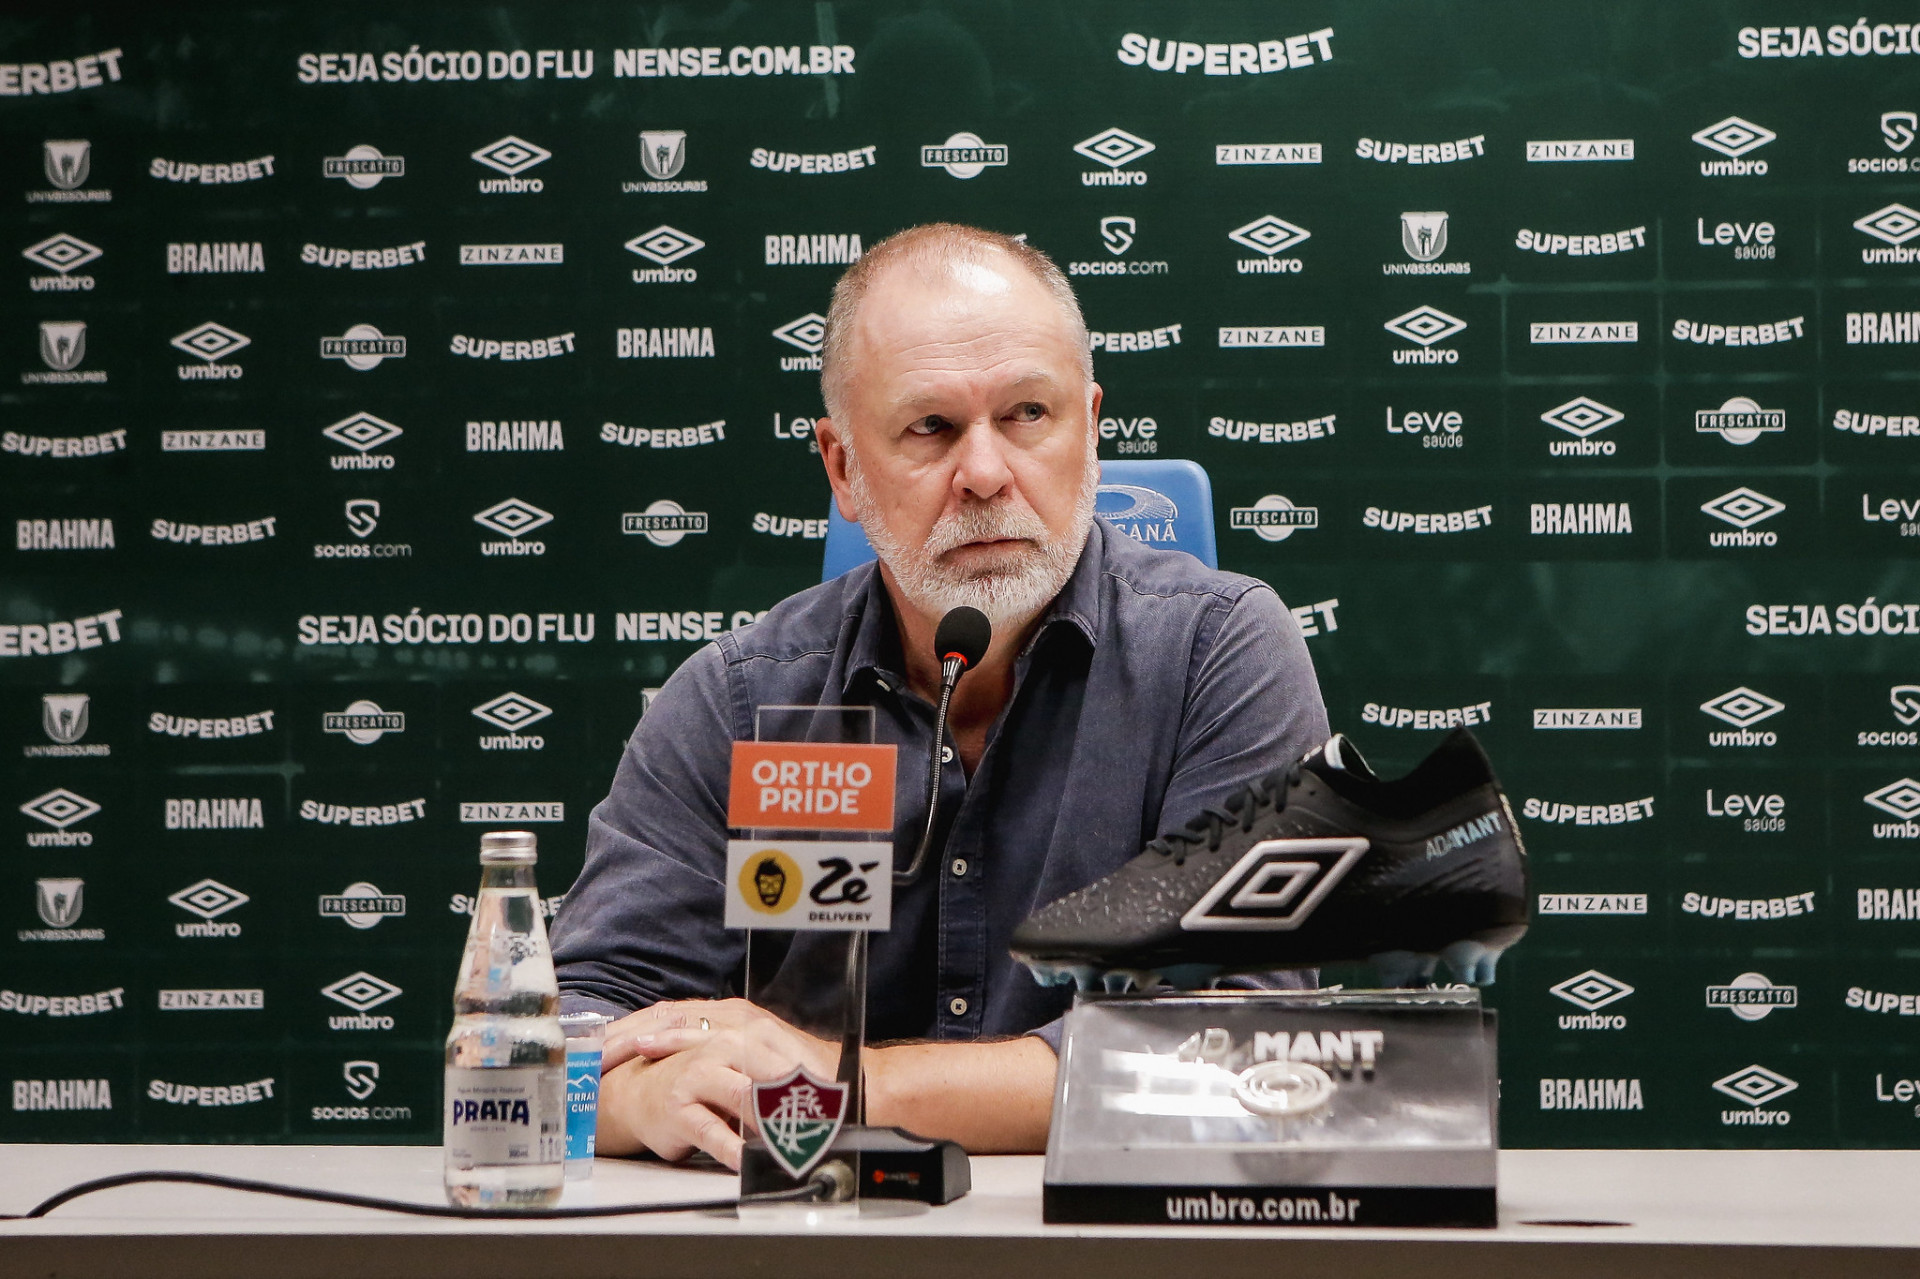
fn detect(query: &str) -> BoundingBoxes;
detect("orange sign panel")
[727,741,898,832]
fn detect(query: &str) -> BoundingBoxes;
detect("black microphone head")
[935,606,992,670]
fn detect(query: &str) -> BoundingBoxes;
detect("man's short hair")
[820,223,1092,422]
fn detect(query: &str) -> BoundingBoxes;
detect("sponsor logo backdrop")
[4,0,1920,1148]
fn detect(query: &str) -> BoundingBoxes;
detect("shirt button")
[940,745,955,764]
[948,996,969,1017]
[951,858,968,878]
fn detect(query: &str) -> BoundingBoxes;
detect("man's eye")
[1010,403,1046,422]
[908,416,951,436]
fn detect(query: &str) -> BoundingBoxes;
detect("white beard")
[845,445,1098,630]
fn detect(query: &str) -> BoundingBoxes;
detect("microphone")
[896,606,990,886]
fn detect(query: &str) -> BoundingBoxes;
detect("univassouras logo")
[1116,29,1334,76]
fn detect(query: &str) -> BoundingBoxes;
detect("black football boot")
[1011,729,1528,991]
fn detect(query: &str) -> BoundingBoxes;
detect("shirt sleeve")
[1161,582,1330,831]
[551,642,743,1014]
[1155,583,1330,994]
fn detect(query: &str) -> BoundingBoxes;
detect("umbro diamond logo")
[170,322,250,363]
[471,136,551,176]
[1712,1063,1797,1108]
[168,878,250,920]
[624,225,705,265]
[1540,397,1623,438]
[1228,215,1311,257]
[23,233,102,274]
[321,972,402,1012]
[473,498,554,540]
[20,788,100,829]
[773,313,827,354]
[1865,778,1920,820]
[1692,117,1776,158]
[1699,687,1784,728]
[1180,837,1369,932]
[471,691,553,733]
[1700,487,1785,530]
[1383,305,1466,347]
[1549,970,1634,1011]
[1074,127,1155,169]
[322,412,403,453]
[1855,203,1920,247]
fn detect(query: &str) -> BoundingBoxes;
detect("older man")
[552,223,1327,1167]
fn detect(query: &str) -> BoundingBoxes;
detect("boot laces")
[1146,765,1301,866]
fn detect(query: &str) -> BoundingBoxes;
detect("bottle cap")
[479,830,538,864]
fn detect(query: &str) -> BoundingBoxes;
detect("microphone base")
[740,1125,972,1205]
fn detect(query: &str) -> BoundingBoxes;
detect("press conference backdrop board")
[4,0,1920,1148]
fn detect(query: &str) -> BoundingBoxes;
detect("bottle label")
[444,1065,564,1166]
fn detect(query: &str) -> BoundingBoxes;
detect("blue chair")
[822,458,1216,581]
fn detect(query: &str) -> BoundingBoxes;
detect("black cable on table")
[1,1169,827,1221]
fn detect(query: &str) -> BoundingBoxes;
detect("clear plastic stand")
[737,706,879,1218]
[1043,989,1498,1228]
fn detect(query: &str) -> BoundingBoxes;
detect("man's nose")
[950,419,1014,502]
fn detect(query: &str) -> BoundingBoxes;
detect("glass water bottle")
[443,831,566,1207]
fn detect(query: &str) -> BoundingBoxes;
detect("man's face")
[820,256,1102,628]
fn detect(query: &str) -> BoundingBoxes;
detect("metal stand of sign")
[1043,988,1497,1228]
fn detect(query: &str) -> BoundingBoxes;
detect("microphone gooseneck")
[896,606,990,886]
[840,607,993,1111]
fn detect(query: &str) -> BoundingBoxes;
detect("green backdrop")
[4,0,1920,1148]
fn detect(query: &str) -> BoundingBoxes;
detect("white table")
[1,1146,1916,1278]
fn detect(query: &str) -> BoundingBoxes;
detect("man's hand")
[595,999,839,1168]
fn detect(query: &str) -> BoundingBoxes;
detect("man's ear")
[1088,381,1104,429]
[814,416,861,523]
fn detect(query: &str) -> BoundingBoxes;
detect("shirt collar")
[838,520,1109,696]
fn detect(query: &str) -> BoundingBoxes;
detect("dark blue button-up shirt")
[552,519,1328,1047]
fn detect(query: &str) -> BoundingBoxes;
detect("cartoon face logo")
[755,857,787,908]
